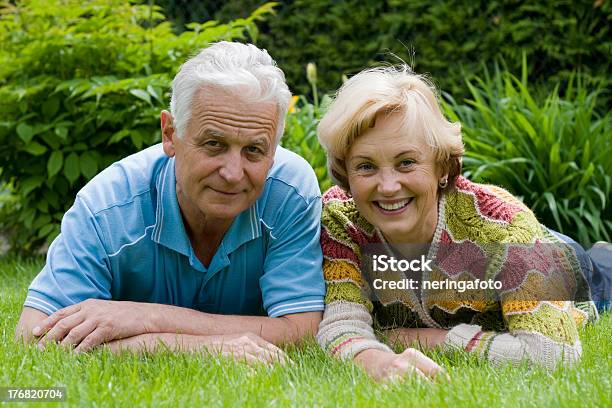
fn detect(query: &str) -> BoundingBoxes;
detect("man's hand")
[384,328,449,350]
[354,348,446,382]
[106,332,291,366]
[34,299,151,352]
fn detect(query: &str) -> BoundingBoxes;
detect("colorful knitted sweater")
[316,177,597,369]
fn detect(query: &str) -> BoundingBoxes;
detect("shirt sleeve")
[259,190,325,318]
[24,196,112,316]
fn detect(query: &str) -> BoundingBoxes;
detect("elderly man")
[15,42,325,363]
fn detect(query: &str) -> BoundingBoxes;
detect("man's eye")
[204,140,221,148]
[246,146,263,155]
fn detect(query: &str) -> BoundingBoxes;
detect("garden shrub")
[0,0,274,253]
[445,63,612,247]
[184,0,611,102]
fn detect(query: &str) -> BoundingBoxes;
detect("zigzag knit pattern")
[317,177,597,368]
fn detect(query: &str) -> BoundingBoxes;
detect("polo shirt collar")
[152,157,262,261]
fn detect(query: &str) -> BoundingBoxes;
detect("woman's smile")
[373,197,414,213]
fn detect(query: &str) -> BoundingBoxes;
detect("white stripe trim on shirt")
[269,303,325,317]
[24,299,56,315]
[108,224,155,257]
[25,295,58,312]
[154,162,169,242]
[268,299,323,315]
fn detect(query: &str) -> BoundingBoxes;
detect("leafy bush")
[0,0,274,253]
[282,95,331,193]
[281,64,331,192]
[204,0,611,103]
[444,63,612,246]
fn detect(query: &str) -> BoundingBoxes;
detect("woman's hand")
[384,328,449,350]
[354,348,445,382]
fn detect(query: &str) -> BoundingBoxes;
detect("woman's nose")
[377,168,401,196]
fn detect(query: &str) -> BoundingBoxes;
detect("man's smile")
[209,187,243,196]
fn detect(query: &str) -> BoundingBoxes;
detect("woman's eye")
[356,163,374,172]
[399,159,414,168]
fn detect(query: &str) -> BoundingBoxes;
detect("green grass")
[1,258,610,407]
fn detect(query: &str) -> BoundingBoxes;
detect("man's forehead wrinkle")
[203,108,277,127]
[198,113,277,134]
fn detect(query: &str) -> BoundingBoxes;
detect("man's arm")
[15,307,48,343]
[105,332,291,365]
[147,305,322,344]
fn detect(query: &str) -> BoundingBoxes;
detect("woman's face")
[346,111,443,244]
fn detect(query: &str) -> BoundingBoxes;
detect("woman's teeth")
[376,199,411,211]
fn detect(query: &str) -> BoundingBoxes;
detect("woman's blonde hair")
[317,65,464,191]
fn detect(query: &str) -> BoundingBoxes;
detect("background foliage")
[444,62,612,246]
[164,0,611,102]
[0,0,610,253]
[0,0,274,252]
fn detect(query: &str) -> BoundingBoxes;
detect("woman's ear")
[438,169,450,189]
[160,110,176,157]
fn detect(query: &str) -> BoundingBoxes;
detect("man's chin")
[199,203,250,219]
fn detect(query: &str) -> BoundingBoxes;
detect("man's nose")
[218,152,244,184]
[377,168,401,196]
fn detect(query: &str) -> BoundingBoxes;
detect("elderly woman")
[315,66,598,381]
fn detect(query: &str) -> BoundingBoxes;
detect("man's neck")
[177,188,233,268]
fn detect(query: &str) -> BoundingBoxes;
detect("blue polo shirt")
[25,144,325,317]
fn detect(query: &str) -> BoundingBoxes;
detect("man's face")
[162,86,278,225]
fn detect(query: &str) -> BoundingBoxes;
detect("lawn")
[1,258,610,407]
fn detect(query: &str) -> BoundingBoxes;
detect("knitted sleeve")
[316,189,393,360]
[442,179,588,369]
[444,301,583,369]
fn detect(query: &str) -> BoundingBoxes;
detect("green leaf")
[47,150,64,178]
[543,192,562,232]
[64,152,80,184]
[38,223,57,239]
[80,151,99,180]
[55,126,69,140]
[130,130,143,149]
[130,89,152,105]
[20,176,45,198]
[22,141,47,156]
[17,123,35,143]
[42,97,60,119]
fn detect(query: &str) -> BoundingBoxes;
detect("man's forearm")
[145,303,321,345]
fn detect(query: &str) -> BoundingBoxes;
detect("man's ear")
[161,110,176,157]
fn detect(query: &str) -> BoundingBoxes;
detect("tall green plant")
[444,63,612,246]
[0,0,274,253]
[282,65,331,192]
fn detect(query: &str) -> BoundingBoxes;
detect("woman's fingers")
[383,365,429,383]
[398,348,444,379]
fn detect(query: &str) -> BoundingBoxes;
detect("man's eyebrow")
[201,129,225,138]
[250,137,270,146]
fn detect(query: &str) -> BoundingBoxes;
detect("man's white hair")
[170,41,291,143]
